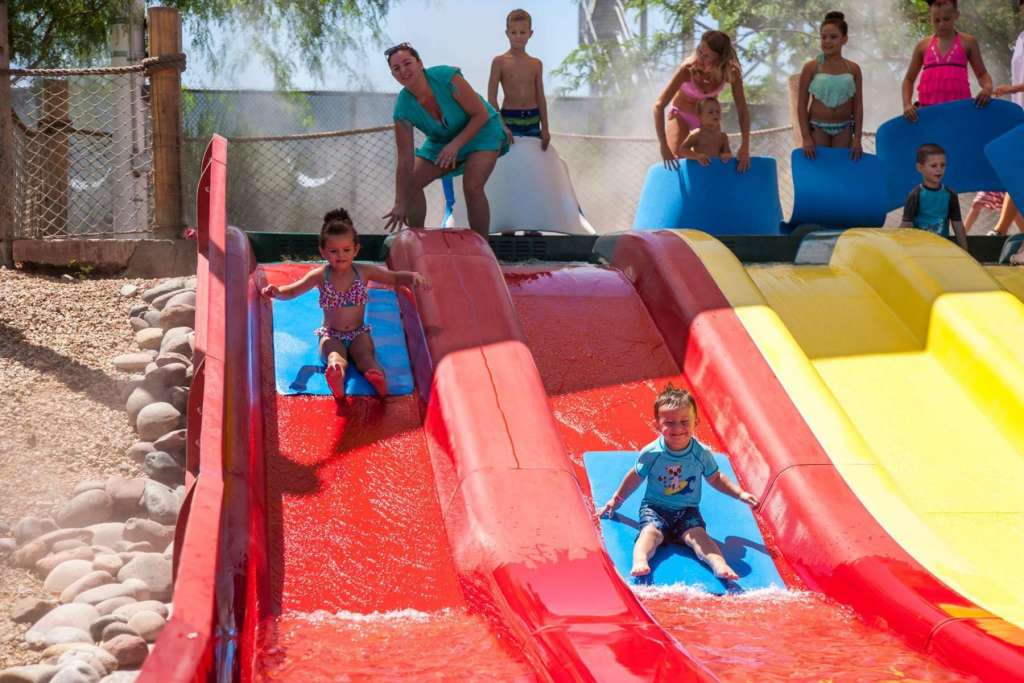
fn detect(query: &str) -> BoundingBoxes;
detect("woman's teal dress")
[392,65,509,177]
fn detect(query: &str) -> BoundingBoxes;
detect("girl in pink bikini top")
[318,264,369,309]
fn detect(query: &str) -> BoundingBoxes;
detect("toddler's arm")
[362,263,429,289]
[596,470,643,519]
[676,131,710,166]
[902,41,926,121]
[719,132,732,162]
[707,471,758,506]
[260,266,322,300]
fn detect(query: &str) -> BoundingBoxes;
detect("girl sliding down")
[797,11,864,160]
[261,209,428,399]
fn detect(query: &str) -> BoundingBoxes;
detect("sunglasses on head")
[385,42,413,58]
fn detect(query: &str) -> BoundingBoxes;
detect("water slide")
[149,137,1022,682]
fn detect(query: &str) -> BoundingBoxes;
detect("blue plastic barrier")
[985,122,1024,214]
[788,148,890,230]
[584,450,784,593]
[271,286,415,396]
[633,158,783,234]
[876,99,1024,208]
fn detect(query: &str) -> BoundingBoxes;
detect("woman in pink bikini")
[261,208,428,399]
[653,30,753,172]
[901,0,992,122]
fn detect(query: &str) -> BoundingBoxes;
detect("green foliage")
[559,0,1023,102]
[9,0,396,89]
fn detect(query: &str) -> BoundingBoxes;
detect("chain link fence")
[9,66,153,239]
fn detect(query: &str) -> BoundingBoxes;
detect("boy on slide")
[899,143,968,250]
[596,384,758,580]
[675,97,732,166]
[488,8,550,150]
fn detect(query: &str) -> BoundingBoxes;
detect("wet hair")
[685,30,740,84]
[506,9,532,28]
[916,143,946,164]
[385,42,421,65]
[926,0,957,8]
[821,11,848,36]
[320,208,358,249]
[696,97,720,115]
[654,383,698,421]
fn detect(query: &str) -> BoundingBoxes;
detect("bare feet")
[364,368,388,397]
[630,561,651,577]
[325,363,346,399]
[710,559,739,581]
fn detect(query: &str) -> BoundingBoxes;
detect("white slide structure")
[444,137,596,235]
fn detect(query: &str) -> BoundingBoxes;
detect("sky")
[182,1,666,94]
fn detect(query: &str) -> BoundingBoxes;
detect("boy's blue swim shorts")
[638,502,706,540]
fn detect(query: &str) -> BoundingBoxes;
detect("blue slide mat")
[634,158,783,235]
[986,122,1024,214]
[271,288,415,396]
[876,99,1024,207]
[788,148,890,230]
[584,450,784,594]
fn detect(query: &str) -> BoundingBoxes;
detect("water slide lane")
[385,230,713,682]
[602,229,1024,680]
[249,262,532,680]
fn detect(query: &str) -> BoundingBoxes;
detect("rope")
[184,124,393,144]
[1,53,186,78]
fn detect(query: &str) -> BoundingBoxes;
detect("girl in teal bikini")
[797,11,864,160]
[383,44,510,238]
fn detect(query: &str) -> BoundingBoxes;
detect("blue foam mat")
[633,159,783,235]
[788,148,890,230]
[985,122,1024,214]
[584,450,784,593]
[272,287,414,396]
[876,99,1024,207]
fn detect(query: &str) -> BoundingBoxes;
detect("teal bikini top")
[808,54,856,109]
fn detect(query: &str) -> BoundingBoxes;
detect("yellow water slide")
[678,228,1024,632]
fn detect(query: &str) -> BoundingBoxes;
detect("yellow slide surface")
[675,228,1024,632]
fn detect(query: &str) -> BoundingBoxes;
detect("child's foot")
[710,560,739,582]
[364,368,388,397]
[325,364,346,399]
[630,561,651,577]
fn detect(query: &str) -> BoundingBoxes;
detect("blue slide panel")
[876,99,1024,207]
[788,148,890,230]
[985,122,1024,214]
[585,450,784,594]
[271,287,415,396]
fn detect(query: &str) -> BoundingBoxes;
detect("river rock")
[91,554,123,575]
[94,597,135,617]
[0,665,62,682]
[42,559,95,594]
[159,305,195,331]
[59,572,115,603]
[26,604,100,644]
[126,611,164,643]
[142,310,162,327]
[50,540,88,554]
[142,452,183,487]
[83,524,124,550]
[111,601,167,621]
[111,353,155,373]
[50,661,100,683]
[140,482,179,525]
[166,386,188,415]
[135,404,180,442]
[56,492,113,529]
[11,598,57,624]
[164,290,196,310]
[0,538,16,557]
[98,673,137,683]
[146,362,187,388]
[118,554,172,602]
[70,481,105,497]
[73,580,148,606]
[99,622,137,643]
[152,431,186,460]
[11,540,48,569]
[125,383,168,426]
[125,443,154,466]
[36,529,93,549]
[100,635,148,669]
[37,547,94,578]
[150,288,186,310]
[128,317,148,333]
[41,627,91,647]
[15,517,59,545]
[142,278,185,303]
[122,520,172,551]
[133,328,163,352]
[88,615,126,642]
[104,479,145,519]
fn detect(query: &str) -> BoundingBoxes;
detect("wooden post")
[0,0,14,265]
[39,79,70,235]
[149,7,183,239]
[788,73,803,147]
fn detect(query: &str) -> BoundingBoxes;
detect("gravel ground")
[0,267,158,669]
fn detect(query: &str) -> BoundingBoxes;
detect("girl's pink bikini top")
[918,33,971,106]
[319,265,369,309]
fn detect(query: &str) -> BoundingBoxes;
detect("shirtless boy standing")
[488,8,551,150]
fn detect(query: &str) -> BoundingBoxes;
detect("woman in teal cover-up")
[383,44,510,238]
